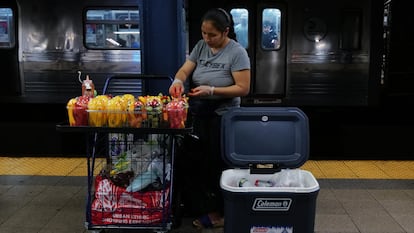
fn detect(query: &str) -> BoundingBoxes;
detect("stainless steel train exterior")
[187,0,384,107]
[1,0,186,103]
[3,0,134,103]
[1,0,386,104]
[0,0,413,159]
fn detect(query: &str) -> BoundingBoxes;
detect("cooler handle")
[249,163,281,174]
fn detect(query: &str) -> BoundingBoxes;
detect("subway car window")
[0,8,14,48]
[231,8,249,48]
[262,8,281,50]
[85,9,140,49]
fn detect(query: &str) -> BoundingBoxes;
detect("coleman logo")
[252,198,292,211]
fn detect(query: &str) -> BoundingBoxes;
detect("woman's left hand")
[188,85,214,96]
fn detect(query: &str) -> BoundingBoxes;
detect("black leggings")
[178,105,227,216]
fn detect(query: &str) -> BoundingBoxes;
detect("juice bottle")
[82,75,95,97]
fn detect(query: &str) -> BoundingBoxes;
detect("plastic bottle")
[238,178,252,187]
[82,75,95,97]
[255,179,274,187]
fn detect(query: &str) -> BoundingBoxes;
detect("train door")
[0,0,19,96]
[229,2,287,104]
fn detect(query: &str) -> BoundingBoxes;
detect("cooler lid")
[221,107,309,169]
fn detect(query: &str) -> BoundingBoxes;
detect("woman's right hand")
[169,80,184,98]
[170,60,196,97]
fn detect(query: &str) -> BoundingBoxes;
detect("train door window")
[231,8,249,48]
[85,8,140,49]
[0,8,15,48]
[261,8,281,50]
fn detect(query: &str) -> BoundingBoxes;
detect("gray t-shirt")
[188,39,250,89]
[187,39,250,113]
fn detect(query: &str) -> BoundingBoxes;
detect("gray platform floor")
[0,175,413,233]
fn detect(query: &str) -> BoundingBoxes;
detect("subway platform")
[0,157,413,233]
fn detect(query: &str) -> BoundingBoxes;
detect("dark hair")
[201,8,237,41]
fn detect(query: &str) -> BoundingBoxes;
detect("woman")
[169,8,251,229]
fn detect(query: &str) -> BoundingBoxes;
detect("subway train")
[0,0,413,159]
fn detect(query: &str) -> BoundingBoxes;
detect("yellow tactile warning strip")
[0,157,413,179]
[0,157,106,177]
[301,160,414,179]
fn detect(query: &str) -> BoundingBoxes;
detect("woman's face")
[201,20,228,48]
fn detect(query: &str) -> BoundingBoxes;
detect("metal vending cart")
[57,75,191,233]
[220,107,319,233]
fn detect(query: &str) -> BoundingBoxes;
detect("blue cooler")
[220,107,319,233]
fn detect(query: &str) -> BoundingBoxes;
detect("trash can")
[220,107,319,233]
